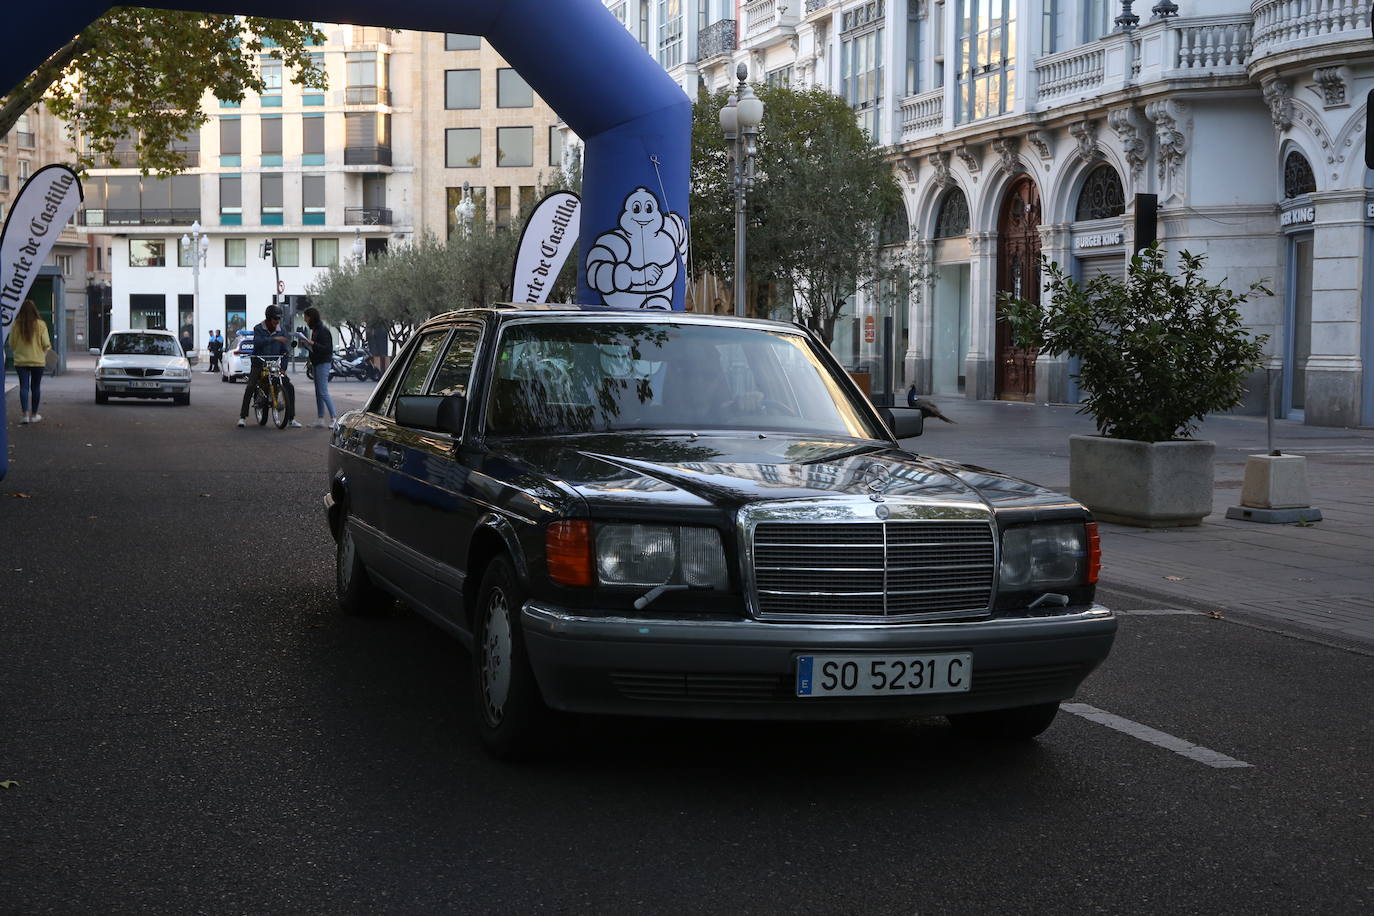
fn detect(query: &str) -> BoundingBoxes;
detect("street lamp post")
[454,181,475,237]
[351,228,365,264]
[719,63,764,318]
[180,220,210,361]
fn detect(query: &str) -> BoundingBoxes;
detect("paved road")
[2,372,1371,913]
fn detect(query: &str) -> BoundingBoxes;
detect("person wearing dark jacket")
[300,307,337,427]
[237,304,300,427]
[207,330,224,373]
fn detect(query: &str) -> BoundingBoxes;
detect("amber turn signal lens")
[546,520,594,587]
[1085,522,1101,584]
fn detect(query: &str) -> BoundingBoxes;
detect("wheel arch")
[464,514,531,631]
[328,472,349,541]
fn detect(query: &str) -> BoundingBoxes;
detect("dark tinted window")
[105,333,180,356]
[383,331,448,417]
[429,326,481,398]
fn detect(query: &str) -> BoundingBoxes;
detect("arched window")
[1074,164,1125,221]
[879,199,910,246]
[1283,151,1316,199]
[934,188,970,238]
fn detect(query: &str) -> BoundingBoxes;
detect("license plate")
[129,380,160,389]
[796,653,972,697]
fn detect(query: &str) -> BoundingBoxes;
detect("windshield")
[485,320,883,440]
[104,333,181,357]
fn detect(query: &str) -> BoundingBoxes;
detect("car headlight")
[165,368,190,379]
[97,366,121,377]
[594,523,727,588]
[999,522,1098,590]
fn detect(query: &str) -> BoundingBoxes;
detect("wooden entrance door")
[996,177,1041,400]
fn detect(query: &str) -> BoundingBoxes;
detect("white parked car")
[94,330,193,405]
[221,332,256,382]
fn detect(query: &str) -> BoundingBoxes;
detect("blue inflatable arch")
[0,0,691,310]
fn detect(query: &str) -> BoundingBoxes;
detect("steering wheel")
[533,359,575,399]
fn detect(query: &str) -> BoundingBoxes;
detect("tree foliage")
[2,9,325,175]
[1001,245,1271,442]
[690,83,917,341]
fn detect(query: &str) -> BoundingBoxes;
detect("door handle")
[389,448,405,469]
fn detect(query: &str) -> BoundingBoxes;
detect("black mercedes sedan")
[325,306,1115,758]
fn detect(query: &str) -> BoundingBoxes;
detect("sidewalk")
[909,396,1374,648]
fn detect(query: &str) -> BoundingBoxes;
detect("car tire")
[473,555,553,761]
[335,514,390,616]
[174,393,190,406]
[95,388,108,404]
[947,702,1060,741]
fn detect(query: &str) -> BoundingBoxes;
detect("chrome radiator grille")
[751,520,995,619]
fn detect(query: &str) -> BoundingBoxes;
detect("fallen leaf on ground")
[1164,575,1185,581]
[1208,611,1225,619]
[11,492,31,499]
[0,780,18,789]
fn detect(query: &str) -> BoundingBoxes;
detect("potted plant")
[1001,245,1270,527]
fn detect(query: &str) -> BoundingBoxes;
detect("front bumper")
[97,378,190,397]
[521,602,1117,720]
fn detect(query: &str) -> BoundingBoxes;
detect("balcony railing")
[344,146,392,166]
[345,207,393,226]
[899,88,944,141]
[698,19,736,60]
[1251,0,1370,57]
[78,208,201,227]
[1035,45,1106,102]
[1173,17,1252,72]
[345,86,390,105]
[744,0,798,35]
[805,0,830,13]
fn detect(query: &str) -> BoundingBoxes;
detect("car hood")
[98,354,188,371]
[494,434,1077,514]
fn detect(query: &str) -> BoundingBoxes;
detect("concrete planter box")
[1069,435,1215,527]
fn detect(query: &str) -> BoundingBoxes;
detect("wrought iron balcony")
[345,86,390,105]
[344,146,392,166]
[78,208,201,227]
[345,207,393,226]
[805,0,830,13]
[698,19,737,61]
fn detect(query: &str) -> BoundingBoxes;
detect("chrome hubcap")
[481,587,513,725]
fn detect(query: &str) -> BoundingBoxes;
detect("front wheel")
[95,388,108,405]
[947,702,1060,741]
[270,376,289,429]
[174,392,190,406]
[253,387,269,425]
[473,556,552,760]
[335,514,391,616]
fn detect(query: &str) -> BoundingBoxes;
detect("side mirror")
[89,348,101,356]
[879,406,924,440]
[395,393,466,436]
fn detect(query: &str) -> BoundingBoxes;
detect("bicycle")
[250,356,294,429]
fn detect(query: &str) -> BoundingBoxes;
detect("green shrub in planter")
[1000,244,1271,443]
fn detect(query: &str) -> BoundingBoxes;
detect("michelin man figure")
[586,187,688,310]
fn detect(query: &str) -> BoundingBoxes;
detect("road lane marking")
[1062,703,1254,769]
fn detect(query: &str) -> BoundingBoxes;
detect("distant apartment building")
[408,31,566,240]
[88,23,415,349]
[1,104,95,367]
[613,1,1374,428]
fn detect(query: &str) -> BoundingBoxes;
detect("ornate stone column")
[965,230,999,400]
[1034,222,1074,404]
[908,238,936,394]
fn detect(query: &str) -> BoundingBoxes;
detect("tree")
[690,84,915,341]
[2,9,324,175]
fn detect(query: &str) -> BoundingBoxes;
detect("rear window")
[105,333,180,357]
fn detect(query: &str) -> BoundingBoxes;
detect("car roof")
[419,304,804,333]
[107,329,177,337]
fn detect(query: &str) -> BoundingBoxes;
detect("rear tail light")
[546,520,594,587]
[1085,522,1101,584]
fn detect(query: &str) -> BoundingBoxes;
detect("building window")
[303,173,326,224]
[260,114,283,165]
[302,114,325,164]
[658,0,684,69]
[177,236,196,267]
[1283,151,1317,199]
[18,160,31,180]
[519,185,537,216]
[934,187,970,238]
[346,51,376,90]
[955,0,1016,124]
[495,186,512,229]
[610,1,628,26]
[446,69,481,109]
[842,2,886,141]
[497,68,534,108]
[446,128,481,167]
[273,238,300,267]
[1075,164,1125,221]
[313,238,339,267]
[16,112,35,147]
[1042,0,1066,55]
[446,186,487,237]
[261,57,283,97]
[220,117,241,164]
[1082,0,1110,45]
[58,255,73,277]
[261,173,283,224]
[549,126,564,167]
[879,199,910,246]
[129,239,167,267]
[766,65,794,88]
[906,5,927,96]
[497,126,533,167]
[225,238,247,267]
[445,33,481,50]
[225,294,247,338]
[220,175,242,224]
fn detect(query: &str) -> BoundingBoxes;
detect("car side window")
[371,331,448,419]
[427,326,482,398]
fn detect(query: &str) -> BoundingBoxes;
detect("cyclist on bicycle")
[237,304,301,428]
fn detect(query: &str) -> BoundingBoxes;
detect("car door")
[386,323,486,624]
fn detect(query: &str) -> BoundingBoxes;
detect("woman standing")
[11,300,52,424]
[300,307,336,427]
